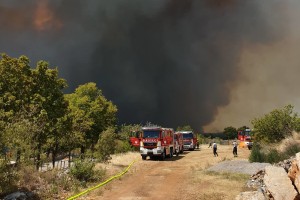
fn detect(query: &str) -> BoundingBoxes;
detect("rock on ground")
[264,166,298,200]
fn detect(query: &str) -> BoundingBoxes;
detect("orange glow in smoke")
[33,0,62,31]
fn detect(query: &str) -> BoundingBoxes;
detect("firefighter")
[212,141,218,157]
[233,140,238,157]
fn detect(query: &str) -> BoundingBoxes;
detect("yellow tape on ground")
[67,159,138,200]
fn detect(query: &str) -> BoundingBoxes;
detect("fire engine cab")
[140,126,174,160]
[178,131,197,150]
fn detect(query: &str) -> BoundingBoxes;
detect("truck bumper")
[140,147,163,156]
[183,144,194,150]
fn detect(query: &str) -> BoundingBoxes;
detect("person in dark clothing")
[212,142,218,157]
[233,140,238,157]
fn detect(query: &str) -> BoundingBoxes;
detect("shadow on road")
[141,154,186,161]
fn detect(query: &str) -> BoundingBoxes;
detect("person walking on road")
[212,141,218,157]
[233,140,238,157]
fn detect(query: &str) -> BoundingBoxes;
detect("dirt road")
[86,144,252,200]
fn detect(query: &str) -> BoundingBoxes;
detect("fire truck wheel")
[142,156,147,160]
[180,147,184,154]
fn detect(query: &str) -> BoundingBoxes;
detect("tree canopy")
[65,82,118,155]
[251,104,300,143]
[0,54,68,169]
[176,125,193,132]
[223,126,237,140]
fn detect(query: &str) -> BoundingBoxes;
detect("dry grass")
[94,151,139,176]
[175,145,253,200]
[191,170,252,200]
[277,131,300,152]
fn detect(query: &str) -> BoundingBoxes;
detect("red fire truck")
[129,130,141,148]
[178,131,197,150]
[140,126,174,160]
[237,128,253,150]
[174,132,184,156]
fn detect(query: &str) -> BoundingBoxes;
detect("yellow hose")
[67,159,138,200]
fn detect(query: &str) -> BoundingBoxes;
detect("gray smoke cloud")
[0,0,291,131]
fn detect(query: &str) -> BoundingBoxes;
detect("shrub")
[0,160,19,194]
[282,143,300,159]
[92,166,106,182]
[70,160,95,182]
[249,143,266,163]
[115,140,133,154]
[95,128,116,162]
[266,149,282,164]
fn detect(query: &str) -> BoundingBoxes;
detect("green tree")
[251,104,298,143]
[0,54,68,169]
[237,126,249,131]
[30,61,68,169]
[223,126,237,140]
[117,124,142,141]
[65,82,117,157]
[176,125,193,132]
[95,127,116,162]
[0,54,33,115]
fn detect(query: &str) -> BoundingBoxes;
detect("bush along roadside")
[249,142,300,164]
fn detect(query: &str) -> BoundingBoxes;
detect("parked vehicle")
[174,132,184,156]
[140,126,174,160]
[237,128,253,150]
[129,130,141,148]
[178,131,197,150]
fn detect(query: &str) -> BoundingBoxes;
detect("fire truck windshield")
[143,130,160,138]
[183,133,193,139]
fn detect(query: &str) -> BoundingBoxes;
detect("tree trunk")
[16,148,21,164]
[52,149,56,169]
[80,145,85,159]
[68,150,71,167]
[36,144,41,171]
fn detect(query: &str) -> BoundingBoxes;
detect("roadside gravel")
[206,160,271,175]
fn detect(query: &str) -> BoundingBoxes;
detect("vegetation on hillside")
[251,105,300,143]
[249,105,300,163]
[0,54,136,197]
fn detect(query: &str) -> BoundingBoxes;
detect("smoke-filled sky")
[1,0,300,132]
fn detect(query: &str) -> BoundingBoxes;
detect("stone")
[264,166,298,200]
[288,160,298,183]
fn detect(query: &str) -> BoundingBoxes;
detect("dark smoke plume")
[0,0,289,131]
